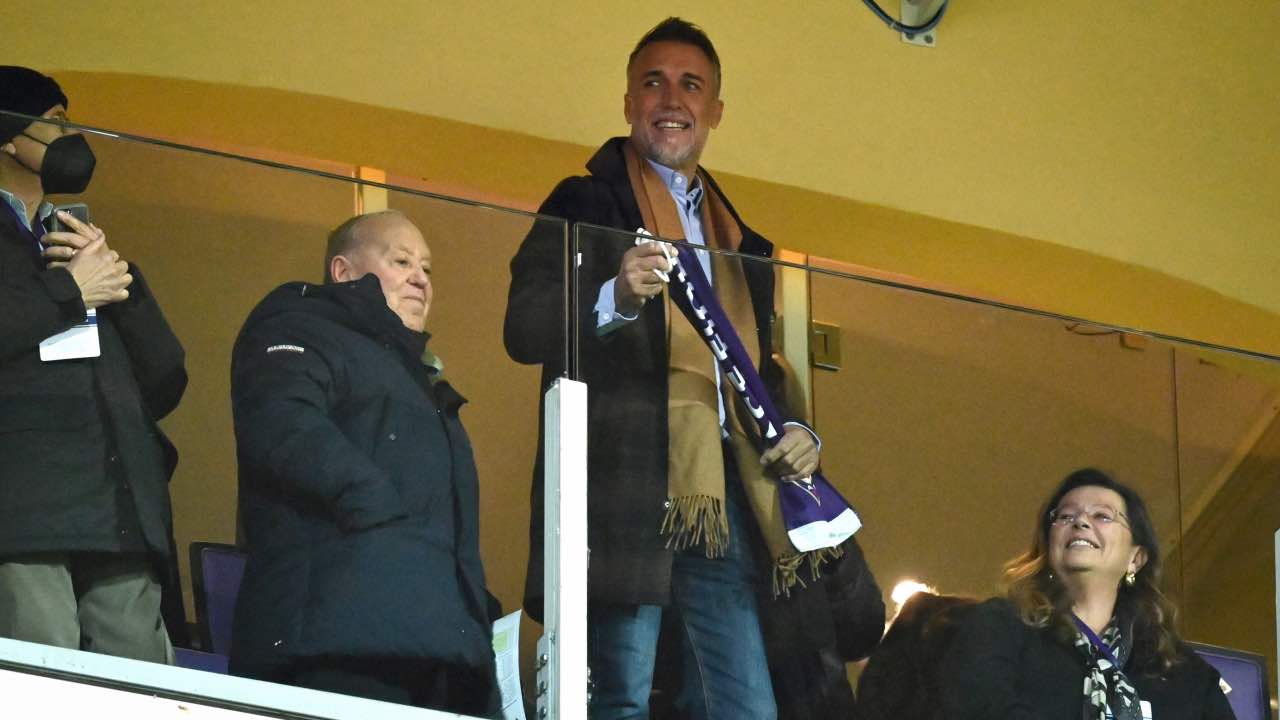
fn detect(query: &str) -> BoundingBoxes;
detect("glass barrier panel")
[572,220,1279,713]
[808,258,1280,706]
[808,261,1183,598]
[385,184,567,718]
[571,222,885,717]
[0,112,569,719]
[1166,340,1280,705]
[808,256,1280,702]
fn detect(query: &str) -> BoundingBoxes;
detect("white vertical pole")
[1274,528,1279,704]
[536,378,589,720]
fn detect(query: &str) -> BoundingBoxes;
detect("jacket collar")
[585,137,768,259]
[584,137,632,182]
[254,274,430,362]
[329,274,430,360]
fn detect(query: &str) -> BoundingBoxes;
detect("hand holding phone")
[42,202,90,234]
[39,205,132,309]
[40,204,99,262]
[62,238,131,309]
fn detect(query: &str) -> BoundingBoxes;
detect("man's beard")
[644,138,695,171]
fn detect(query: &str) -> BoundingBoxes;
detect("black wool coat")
[504,137,783,617]
[763,537,885,720]
[228,275,497,705]
[857,592,981,720]
[938,598,1235,720]
[0,209,185,559]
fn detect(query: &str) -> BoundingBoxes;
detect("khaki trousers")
[0,552,173,664]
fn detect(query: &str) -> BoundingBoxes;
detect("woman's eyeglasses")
[1047,505,1130,529]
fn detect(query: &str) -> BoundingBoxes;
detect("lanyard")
[1073,615,1122,668]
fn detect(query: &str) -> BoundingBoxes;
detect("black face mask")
[20,132,96,194]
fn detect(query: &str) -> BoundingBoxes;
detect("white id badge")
[39,308,100,361]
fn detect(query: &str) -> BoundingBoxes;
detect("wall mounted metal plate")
[810,321,842,371]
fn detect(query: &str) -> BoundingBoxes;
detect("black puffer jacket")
[228,275,496,703]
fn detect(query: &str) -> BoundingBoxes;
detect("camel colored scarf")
[623,142,839,594]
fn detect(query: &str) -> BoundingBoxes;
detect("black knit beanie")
[0,66,69,144]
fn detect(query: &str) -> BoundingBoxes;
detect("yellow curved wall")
[12,3,1280,314]
[11,3,1280,358]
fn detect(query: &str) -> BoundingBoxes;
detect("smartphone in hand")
[42,202,91,234]
[37,202,101,361]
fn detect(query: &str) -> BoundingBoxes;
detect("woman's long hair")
[1003,468,1182,674]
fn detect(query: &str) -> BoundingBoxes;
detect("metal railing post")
[535,378,589,720]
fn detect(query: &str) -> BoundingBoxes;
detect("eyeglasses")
[1047,505,1131,529]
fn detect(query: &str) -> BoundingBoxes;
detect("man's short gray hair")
[323,209,406,283]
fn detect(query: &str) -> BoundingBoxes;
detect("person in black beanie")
[0,66,187,664]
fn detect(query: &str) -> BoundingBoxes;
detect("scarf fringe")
[660,495,729,558]
[772,544,845,597]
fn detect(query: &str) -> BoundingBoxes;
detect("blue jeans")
[588,478,776,720]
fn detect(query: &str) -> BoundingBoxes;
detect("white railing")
[0,379,592,720]
[0,636,466,719]
[535,379,590,720]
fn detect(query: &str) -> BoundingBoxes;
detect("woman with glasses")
[938,468,1235,719]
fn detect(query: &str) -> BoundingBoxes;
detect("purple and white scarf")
[646,236,862,553]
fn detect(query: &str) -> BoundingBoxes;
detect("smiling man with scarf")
[504,19,874,720]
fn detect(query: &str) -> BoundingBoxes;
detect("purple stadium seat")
[1187,641,1273,720]
[174,647,230,674]
[189,542,247,663]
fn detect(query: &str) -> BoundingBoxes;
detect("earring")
[1125,570,1136,586]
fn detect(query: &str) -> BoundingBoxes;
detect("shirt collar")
[0,188,53,235]
[645,158,704,206]
[0,189,31,231]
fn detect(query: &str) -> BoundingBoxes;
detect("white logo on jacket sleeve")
[266,344,306,354]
